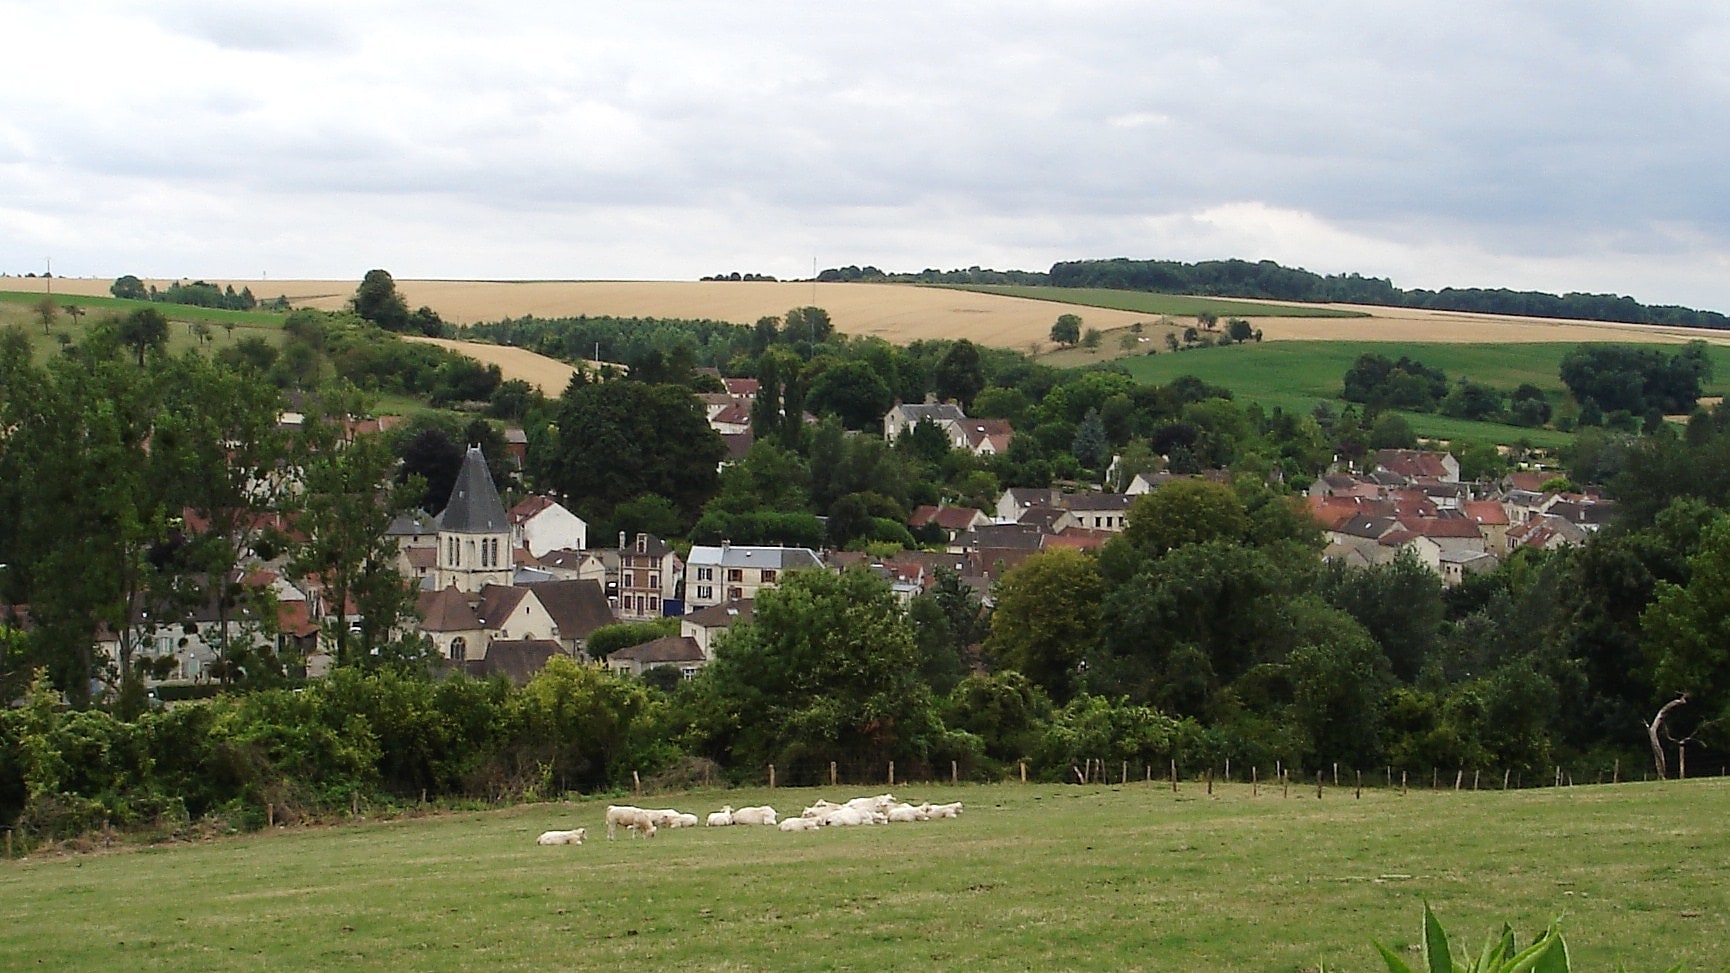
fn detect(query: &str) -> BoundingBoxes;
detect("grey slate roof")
[441,445,508,533]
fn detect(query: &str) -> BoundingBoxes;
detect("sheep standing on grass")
[605,805,658,839]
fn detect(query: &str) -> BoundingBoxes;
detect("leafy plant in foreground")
[1351,902,1682,973]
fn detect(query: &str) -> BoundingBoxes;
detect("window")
[451,637,467,662]
[727,586,743,601]
[649,573,659,590]
[697,566,713,581]
[648,595,659,613]
[726,568,743,583]
[680,666,699,681]
[760,569,777,584]
[697,585,713,600]
[623,570,636,589]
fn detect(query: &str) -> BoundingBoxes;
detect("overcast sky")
[4,1,1728,309]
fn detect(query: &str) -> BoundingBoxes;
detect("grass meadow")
[4,779,1727,972]
[0,288,289,362]
[1109,340,1730,449]
[934,284,1370,319]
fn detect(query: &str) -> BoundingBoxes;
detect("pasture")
[935,283,1369,319]
[3,779,1726,972]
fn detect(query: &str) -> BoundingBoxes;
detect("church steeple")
[443,445,508,533]
[436,445,512,593]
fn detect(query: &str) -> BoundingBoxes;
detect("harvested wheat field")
[404,336,579,395]
[24,277,1730,351]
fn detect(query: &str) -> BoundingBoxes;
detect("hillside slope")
[19,277,1730,351]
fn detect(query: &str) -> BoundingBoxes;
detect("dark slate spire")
[441,445,508,533]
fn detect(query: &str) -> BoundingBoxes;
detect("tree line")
[814,259,1729,330]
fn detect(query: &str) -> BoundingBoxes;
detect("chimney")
[619,531,626,550]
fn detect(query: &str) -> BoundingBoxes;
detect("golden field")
[17,276,1730,351]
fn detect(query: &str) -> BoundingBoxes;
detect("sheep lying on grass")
[536,828,586,845]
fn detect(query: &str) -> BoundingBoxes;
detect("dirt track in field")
[23,276,1730,351]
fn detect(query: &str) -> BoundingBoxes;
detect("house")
[883,399,968,443]
[680,599,754,658]
[605,635,707,679]
[1373,449,1461,484]
[908,504,990,542]
[461,639,563,685]
[510,495,588,558]
[955,418,1015,456]
[684,542,824,611]
[615,532,682,620]
[523,579,616,658]
[995,487,1061,524]
[529,547,608,585]
[1438,549,1501,586]
[1060,492,1133,532]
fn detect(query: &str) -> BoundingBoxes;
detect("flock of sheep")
[534,793,964,845]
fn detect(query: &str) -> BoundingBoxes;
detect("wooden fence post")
[1332,762,1339,787]
[1206,767,1213,795]
[1503,769,1510,790]
[1282,771,1289,799]
[633,770,641,796]
[1252,766,1258,797]
[1454,769,1463,792]
[831,761,838,787]
[1224,757,1231,781]
[1316,772,1323,800]
[1020,761,1027,783]
[1473,770,1480,791]
[888,761,895,786]
[952,760,959,784]
[769,764,776,789]
[1355,770,1362,799]
[1401,770,1408,796]
[1612,758,1620,784]
[1122,760,1128,785]
[1170,759,1178,792]
[267,803,275,828]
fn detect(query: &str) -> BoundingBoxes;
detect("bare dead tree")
[1644,693,1689,780]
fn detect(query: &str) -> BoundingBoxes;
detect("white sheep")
[536,828,586,845]
[886,804,922,823]
[706,806,735,827]
[817,805,867,826]
[666,812,699,828]
[606,804,658,839]
[777,816,819,832]
[731,805,778,826]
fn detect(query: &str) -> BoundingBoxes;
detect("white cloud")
[3,1,1728,310]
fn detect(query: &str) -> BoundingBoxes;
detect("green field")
[4,779,1726,972]
[0,289,292,363]
[1109,341,1730,449]
[933,284,1370,319]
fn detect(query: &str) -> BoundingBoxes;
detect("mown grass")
[4,779,1727,972]
[932,283,1370,319]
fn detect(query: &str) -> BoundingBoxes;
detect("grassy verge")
[3,779,1724,972]
[933,283,1370,319]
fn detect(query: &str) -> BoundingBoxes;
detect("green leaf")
[1502,935,1562,973]
[1423,903,1455,973]
[1376,941,1420,973]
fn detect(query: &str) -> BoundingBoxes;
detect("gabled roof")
[682,599,755,628]
[958,418,1014,450]
[442,445,508,533]
[1462,500,1510,526]
[961,523,1047,551]
[1407,518,1484,539]
[387,510,440,538]
[461,640,563,686]
[723,378,759,397]
[910,505,987,531]
[536,548,596,571]
[475,584,532,627]
[522,579,615,640]
[418,585,481,632]
[1061,492,1133,512]
[892,402,967,424]
[509,495,557,525]
[1375,449,1456,480]
[1333,516,1396,540]
[609,635,705,665]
